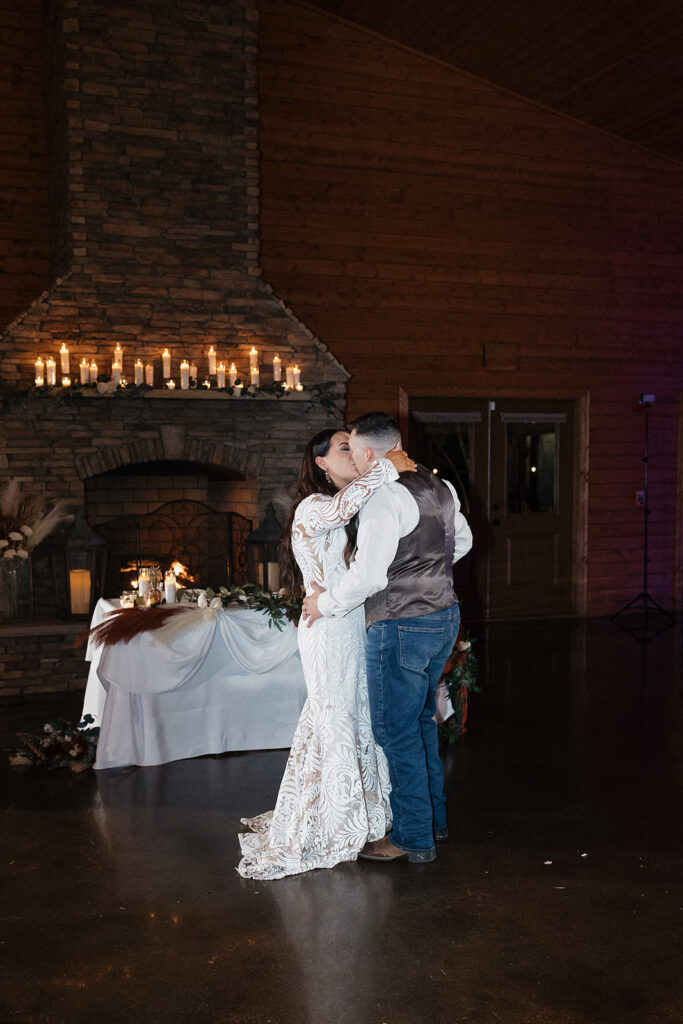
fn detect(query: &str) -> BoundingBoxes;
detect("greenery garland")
[177,582,302,631]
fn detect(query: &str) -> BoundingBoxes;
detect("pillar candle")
[189,363,197,383]
[114,344,123,367]
[46,358,56,386]
[285,364,294,389]
[69,569,91,616]
[208,347,217,375]
[111,361,122,387]
[134,359,144,385]
[267,562,280,591]
[293,365,301,389]
[89,360,98,383]
[250,365,260,386]
[249,346,259,371]
[164,572,177,604]
[145,363,154,387]
[216,363,226,388]
[35,357,44,386]
[162,349,171,377]
[180,360,190,389]
[59,344,70,374]
[272,353,282,381]
[228,363,237,387]
[79,358,89,384]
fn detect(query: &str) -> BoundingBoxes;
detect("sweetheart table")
[81,598,307,770]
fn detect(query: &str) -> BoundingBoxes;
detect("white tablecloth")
[82,598,307,770]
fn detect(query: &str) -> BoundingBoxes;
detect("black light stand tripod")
[612,394,674,643]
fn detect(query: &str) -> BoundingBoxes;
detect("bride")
[237,428,414,880]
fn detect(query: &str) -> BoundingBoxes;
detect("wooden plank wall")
[0,0,52,332]
[258,0,683,616]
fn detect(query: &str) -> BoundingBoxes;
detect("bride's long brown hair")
[280,428,358,599]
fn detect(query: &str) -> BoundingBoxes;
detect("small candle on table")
[167,379,176,390]
[134,359,144,385]
[180,360,190,389]
[46,358,56,386]
[162,349,171,377]
[79,358,89,384]
[207,346,217,375]
[111,361,122,386]
[89,360,98,383]
[145,363,154,387]
[216,362,226,388]
[228,363,237,387]
[34,357,44,386]
[272,353,282,381]
[59,344,70,374]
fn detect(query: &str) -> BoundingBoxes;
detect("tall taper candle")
[79,358,89,384]
[162,349,171,377]
[134,359,144,385]
[249,346,259,371]
[46,358,56,386]
[273,353,282,381]
[208,347,217,375]
[180,360,190,389]
[59,344,70,374]
[216,363,226,388]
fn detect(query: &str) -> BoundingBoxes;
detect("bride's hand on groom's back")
[384,449,417,473]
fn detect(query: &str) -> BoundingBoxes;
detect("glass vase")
[0,555,33,620]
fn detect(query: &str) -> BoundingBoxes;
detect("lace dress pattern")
[237,460,396,880]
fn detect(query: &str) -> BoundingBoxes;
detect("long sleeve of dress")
[293,458,399,539]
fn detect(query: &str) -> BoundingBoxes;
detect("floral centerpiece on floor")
[438,627,480,743]
[10,715,100,771]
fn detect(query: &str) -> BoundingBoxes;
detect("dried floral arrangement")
[0,479,69,559]
[10,715,100,772]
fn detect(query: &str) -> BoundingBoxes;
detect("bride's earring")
[324,468,332,484]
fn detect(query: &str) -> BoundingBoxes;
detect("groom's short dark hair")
[347,412,401,453]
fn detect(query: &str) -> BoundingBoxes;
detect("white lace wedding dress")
[237,459,396,880]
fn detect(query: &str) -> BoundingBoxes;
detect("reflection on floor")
[1,617,681,1024]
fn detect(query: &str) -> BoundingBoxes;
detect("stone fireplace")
[0,0,347,693]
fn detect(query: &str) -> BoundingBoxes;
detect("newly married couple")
[237,412,472,880]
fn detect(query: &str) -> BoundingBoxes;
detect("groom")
[303,412,472,863]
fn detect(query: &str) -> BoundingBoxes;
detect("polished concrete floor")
[1,617,682,1024]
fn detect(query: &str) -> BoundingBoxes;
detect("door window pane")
[413,421,472,515]
[506,424,557,514]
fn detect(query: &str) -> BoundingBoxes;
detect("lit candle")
[202,378,211,389]
[145,363,154,387]
[285,364,294,389]
[166,379,176,390]
[250,364,260,386]
[272,353,282,381]
[249,346,259,371]
[189,363,197,383]
[79,358,89,384]
[89,360,98,384]
[134,359,144,385]
[59,344,70,374]
[207,346,217,375]
[114,343,123,368]
[216,363,226,388]
[46,358,56,386]
[180,360,190,389]
[61,376,71,388]
[228,362,237,387]
[292,365,301,388]
[34,357,44,386]
[162,349,171,377]
[111,361,122,387]
[69,569,91,616]
[164,571,177,604]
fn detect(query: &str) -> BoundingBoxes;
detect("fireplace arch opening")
[85,459,258,594]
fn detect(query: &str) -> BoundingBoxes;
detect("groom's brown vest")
[365,465,458,629]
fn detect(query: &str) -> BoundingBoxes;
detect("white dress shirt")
[317,477,473,618]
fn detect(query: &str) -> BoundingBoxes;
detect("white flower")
[238,594,248,603]
[209,596,222,610]
[0,539,8,549]
[16,548,29,559]
[3,548,15,559]
[197,592,208,609]
[8,531,23,542]
[457,640,471,652]
[20,525,33,536]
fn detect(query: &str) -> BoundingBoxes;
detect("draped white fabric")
[81,599,306,770]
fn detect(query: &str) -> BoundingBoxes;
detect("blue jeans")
[366,604,461,853]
